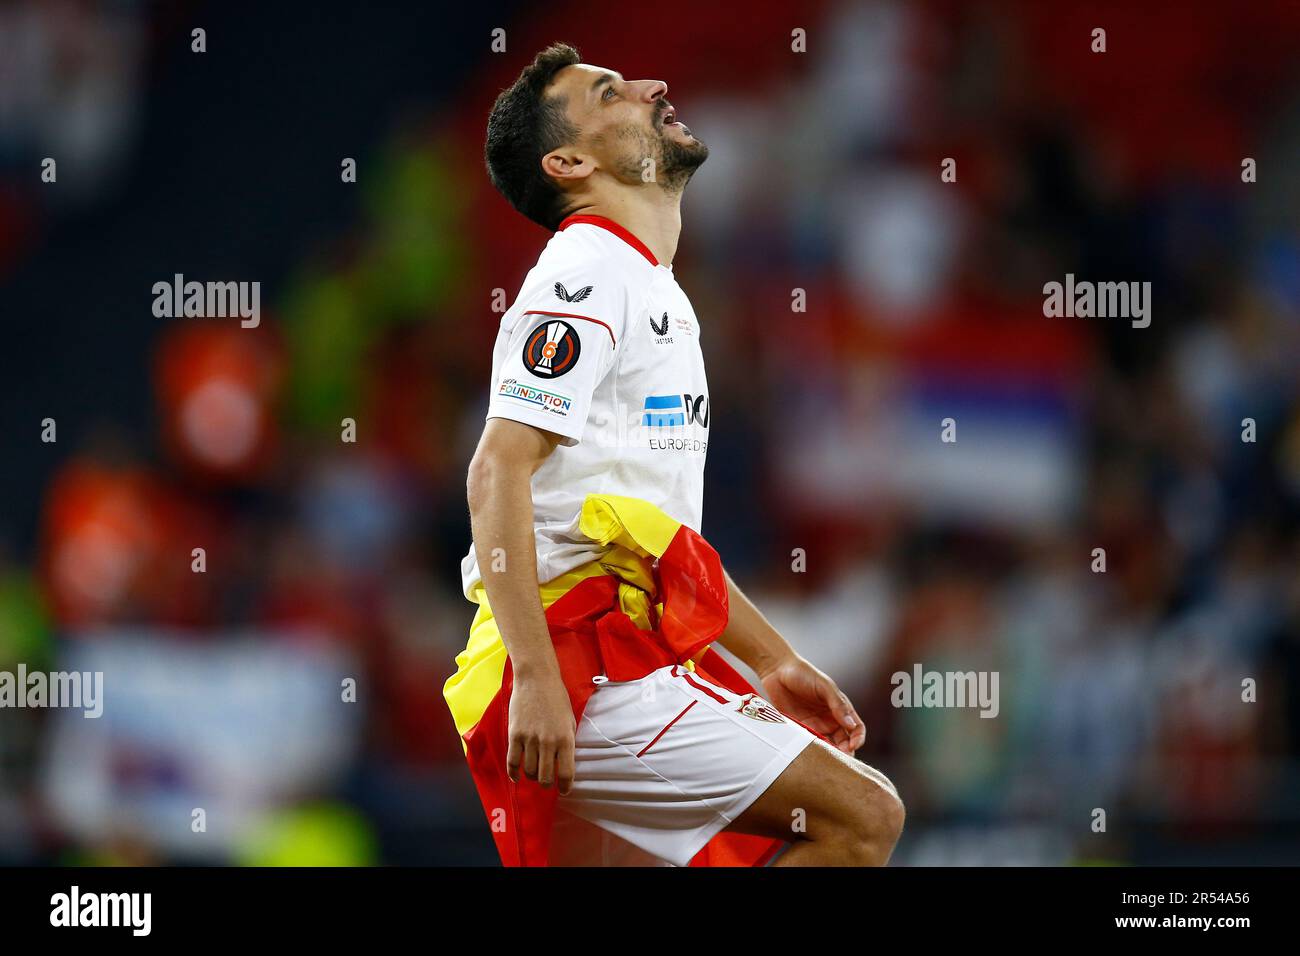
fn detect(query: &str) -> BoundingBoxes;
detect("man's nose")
[636,79,668,103]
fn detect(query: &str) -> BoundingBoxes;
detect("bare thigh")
[726,738,901,844]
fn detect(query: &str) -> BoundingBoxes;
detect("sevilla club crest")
[738,694,786,723]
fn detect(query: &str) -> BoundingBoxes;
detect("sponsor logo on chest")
[640,392,709,453]
[649,310,695,345]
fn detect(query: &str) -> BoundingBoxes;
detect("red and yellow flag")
[443,494,784,867]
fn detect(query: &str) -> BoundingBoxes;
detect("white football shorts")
[550,663,817,866]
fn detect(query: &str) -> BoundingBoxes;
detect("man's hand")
[759,656,865,754]
[506,672,577,795]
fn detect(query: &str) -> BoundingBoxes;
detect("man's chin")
[662,134,709,172]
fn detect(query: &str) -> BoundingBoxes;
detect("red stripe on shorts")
[636,700,697,758]
[674,666,729,704]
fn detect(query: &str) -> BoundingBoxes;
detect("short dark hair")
[485,43,582,231]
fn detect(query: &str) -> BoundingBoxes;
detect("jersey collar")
[557,213,659,267]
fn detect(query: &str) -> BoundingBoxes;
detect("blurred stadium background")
[1,0,1299,865]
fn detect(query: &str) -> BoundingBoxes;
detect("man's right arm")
[466,417,576,794]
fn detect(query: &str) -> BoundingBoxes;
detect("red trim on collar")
[557,214,659,266]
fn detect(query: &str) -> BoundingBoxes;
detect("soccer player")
[444,43,904,866]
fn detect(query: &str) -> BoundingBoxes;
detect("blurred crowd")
[2,0,1299,865]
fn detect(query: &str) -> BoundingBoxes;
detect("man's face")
[547,63,708,190]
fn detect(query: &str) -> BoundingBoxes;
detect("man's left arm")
[715,571,866,754]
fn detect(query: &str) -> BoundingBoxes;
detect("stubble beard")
[612,120,709,195]
[659,133,709,193]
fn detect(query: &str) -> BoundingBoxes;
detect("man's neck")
[569,190,682,266]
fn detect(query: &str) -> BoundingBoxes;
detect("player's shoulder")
[516,224,647,318]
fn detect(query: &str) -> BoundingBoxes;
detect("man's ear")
[542,148,595,183]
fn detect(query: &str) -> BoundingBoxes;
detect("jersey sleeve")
[485,265,627,445]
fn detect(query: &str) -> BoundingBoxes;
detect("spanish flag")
[443,494,786,866]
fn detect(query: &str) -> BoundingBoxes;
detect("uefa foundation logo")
[496,378,574,420]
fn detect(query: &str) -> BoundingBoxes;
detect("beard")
[610,115,709,193]
[658,131,709,190]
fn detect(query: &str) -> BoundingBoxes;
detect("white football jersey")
[461,214,711,596]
